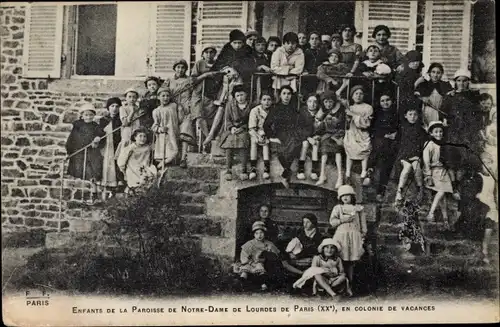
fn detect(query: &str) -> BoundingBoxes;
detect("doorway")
[304,1,355,35]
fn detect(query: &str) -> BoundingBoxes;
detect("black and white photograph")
[1,0,498,325]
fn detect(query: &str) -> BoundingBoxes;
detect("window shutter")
[23,4,63,78]
[361,0,418,54]
[422,0,472,81]
[151,2,191,77]
[196,1,248,61]
[114,3,151,77]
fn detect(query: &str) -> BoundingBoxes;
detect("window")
[23,2,192,79]
[75,5,117,76]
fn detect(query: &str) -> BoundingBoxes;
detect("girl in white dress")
[330,185,366,288]
[343,85,373,180]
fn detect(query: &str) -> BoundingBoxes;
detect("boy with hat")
[139,76,164,128]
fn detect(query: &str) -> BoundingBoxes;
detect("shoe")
[224,171,233,181]
[362,177,371,186]
[316,177,326,186]
[213,100,222,106]
[260,283,268,291]
[426,214,436,223]
[376,194,384,203]
[360,170,368,178]
[452,192,461,201]
[310,173,319,180]
[249,171,257,180]
[297,172,306,180]
[179,159,187,169]
[281,178,290,188]
[239,173,249,181]
[263,172,270,179]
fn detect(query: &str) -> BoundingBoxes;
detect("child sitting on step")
[248,92,273,180]
[297,94,321,181]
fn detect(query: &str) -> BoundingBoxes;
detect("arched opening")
[235,183,337,260]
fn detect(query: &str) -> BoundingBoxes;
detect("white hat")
[124,88,139,97]
[79,102,96,113]
[318,238,341,253]
[321,35,332,42]
[427,120,445,133]
[453,68,471,80]
[252,221,267,232]
[375,63,392,76]
[337,185,356,199]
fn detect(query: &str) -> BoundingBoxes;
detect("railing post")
[82,148,87,202]
[163,131,167,170]
[371,79,375,108]
[396,82,400,114]
[297,74,302,108]
[250,73,254,105]
[58,160,65,233]
[199,80,205,153]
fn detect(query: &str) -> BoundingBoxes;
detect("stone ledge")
[1,229,46,248]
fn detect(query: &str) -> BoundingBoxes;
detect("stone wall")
[0,5,139,233]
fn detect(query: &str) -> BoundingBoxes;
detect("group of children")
[235,185,365,297]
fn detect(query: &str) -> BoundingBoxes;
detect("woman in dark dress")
[285,213,324,269]
[263,85,314,188]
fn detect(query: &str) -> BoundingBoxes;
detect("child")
[363,93,399,202]
[292,238,352,298]
[394,107,427,206]
[267,36,281,54]
[248,92,273,180]
[164,59,196,168]
[219,84,252,181]
[151,87,180,168]
[203,29,257,147]
[343,85,373,180]
[297,94,321,181]
[315,91,346,188]
[139,76,163,128]
[66,103,105,204]
[270,32,305,95]
[98,97,124,200]
[316,49,350,96]
[190,47,220,151]
[423,121,454,229]
[118,88,141,159]
[254,36,272,101]
[395,50,424,123]
[355,45,392,105]
[414,63,453,128]
[330,185,366,288]
[117,127,155,195]
[234,221,302,291]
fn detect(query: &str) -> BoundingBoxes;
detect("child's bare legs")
[428,191,445,222]
[225,149,233,180]
[311,144,319,180]
[314,274,338,298]
[448,169,461,201]
[413,160,424,202]
[335,153,343,188]
[345,157,353,180]
[262,144,270,179]
[297,141,309,180]
[482,227,494,264]
[196,118,209,151]
[439,195,450,230]
[239,148,249,180]
[316,154,328,185]
[360,158,368,178]
[249,139,258,180]
[180,142,188,168]
[344,261,355,291]
[396,160,412,205]
[202,106,224,146]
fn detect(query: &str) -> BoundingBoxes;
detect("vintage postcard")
[1,0,498,325]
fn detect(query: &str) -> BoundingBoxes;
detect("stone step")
[164,166,220,181]
[163,180,219,195]
[180,214,222,236]
[177,192,207,204]
[186,153,226,167]
[180,203,205,215]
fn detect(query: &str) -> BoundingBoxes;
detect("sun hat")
[157,86,172,96]
[453,68,471,80]
[318,238,341,253]
[337,184,356,200]
[349,85,364,97]
[202,46,217,54]
[105,97,122,109]
[405,50,422,63]
[321,90,337,102]
[252,221,267,232]
[173,59,188,71]
[245,29,259,38]
[124,88,139,98]
[79,102,96,114]
[427,120,445,134]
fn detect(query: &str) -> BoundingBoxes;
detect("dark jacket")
[304,47,328,75]
[294,228,323,259]
[212,43,257,86]
[66,119,105,180]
